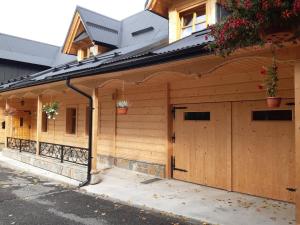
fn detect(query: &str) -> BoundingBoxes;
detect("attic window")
[86,22,118,34]
[132,27,154,36]
[180,4,206,38]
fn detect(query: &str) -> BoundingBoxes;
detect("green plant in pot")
[258,59,281,108]
[42,101,59,119]
[116,100,128,115]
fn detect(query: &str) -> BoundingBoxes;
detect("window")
[252,110,293,121]
[85,106,90,135]
[216,3,230,23]
[184,112,210,121]
[41,112,48,132]
[2,121,5,129]
[20,117,24,127]
[66,108,77,134]
[180,5,206,38]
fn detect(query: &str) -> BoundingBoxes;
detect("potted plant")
[258,60,281,108]
[209,0,300,56]
[116,100,128,115]
[42,101,59,119]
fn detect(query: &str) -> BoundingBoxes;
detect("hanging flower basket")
[266,97,282,108]
[116,100,128,115]
[42,101,59,119]
[258,56,281,108]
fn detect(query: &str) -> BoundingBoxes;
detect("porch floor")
[84,168,296,225]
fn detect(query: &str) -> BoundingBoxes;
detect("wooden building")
[1,1,300,223]
[0,33,74,146]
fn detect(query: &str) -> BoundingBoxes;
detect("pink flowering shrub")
[210,0,300,56]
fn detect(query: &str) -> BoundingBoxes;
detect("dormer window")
[180,5,206,38]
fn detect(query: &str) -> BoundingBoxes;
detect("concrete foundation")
[2,148,87,182]
[98,154,166,178]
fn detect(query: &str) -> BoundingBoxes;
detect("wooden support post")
[295,61,300,225]
[91,88,99,172]
[113,89,117,159]
[165,83,172,178]
[4,99,10,148]
[36,95,42,155]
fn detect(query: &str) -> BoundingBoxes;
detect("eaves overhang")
[0,43,211,94]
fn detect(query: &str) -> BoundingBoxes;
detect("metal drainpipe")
[66,77,93,187]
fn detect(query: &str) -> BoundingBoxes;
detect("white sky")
[0,0,145,46]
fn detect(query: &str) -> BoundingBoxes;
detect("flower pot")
[266,97,281,108]
[117,107,128,115]
[260,25,299,43]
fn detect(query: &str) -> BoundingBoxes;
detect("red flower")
[262,0,270,10]
[243,0,253,9]
[260,67,267,75]
[294,0,300,14]
[274,0,282,8]
[257,84,264,90]
[256,12,264,24]
[282,10,293,19]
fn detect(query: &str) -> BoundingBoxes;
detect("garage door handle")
[286,188,296,192]
[174,168,188,173]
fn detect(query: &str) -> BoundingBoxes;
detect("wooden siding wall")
[98,84,168,165]
[40,92,88,148]
[0,59,48,83]
[169,63,294,104]
[98,89,116,157]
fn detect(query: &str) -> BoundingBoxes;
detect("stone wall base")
[0,143,5,151]
[2,148,87,182]
[98,155,166,178]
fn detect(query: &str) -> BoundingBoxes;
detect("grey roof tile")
[0,33,75,67]
[0,29,211,92]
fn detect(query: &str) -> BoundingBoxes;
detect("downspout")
[66,77,93,187]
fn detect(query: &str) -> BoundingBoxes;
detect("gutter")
[66,78,93,187]
[0,44,210,94]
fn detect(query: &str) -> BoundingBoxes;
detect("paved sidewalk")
[0,162,199,225]
[84,168,295,225]
[0,152,295,225]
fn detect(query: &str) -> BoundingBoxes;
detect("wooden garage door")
[173,103,231,190]
[232,100,295,202]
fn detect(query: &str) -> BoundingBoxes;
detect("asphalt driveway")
[0,163,201,225]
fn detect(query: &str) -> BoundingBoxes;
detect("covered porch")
[1,89,90,180]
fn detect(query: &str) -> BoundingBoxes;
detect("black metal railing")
[39,142,88,166]
[7,137,37,155]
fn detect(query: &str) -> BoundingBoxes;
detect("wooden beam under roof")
[146,0,171,18]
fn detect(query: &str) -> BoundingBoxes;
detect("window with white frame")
[180,5,207,38]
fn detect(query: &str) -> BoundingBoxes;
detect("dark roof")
[68,7,168,49]
[0,29,212,92]
[76,6,121,48]
[0,33,75,67]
